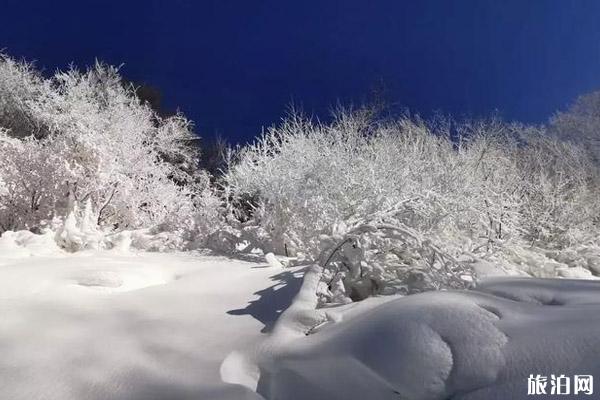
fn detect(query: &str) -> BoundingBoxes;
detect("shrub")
[0,54,220,243]
[225,108,600,302]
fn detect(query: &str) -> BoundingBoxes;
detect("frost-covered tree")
[225,108,600,301]
[0,131,73,231]
[0,55,51,139]
[550,91,600,161]
[0,54,219,242]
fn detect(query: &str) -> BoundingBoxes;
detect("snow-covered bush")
[225,109,600,301]
[515,132,600,248]
[550,90,600,162]
[0,54,221,245]
[316,218,476,303]
[54,200,106,252]
[0,55,51,139]
[0,129,73,232]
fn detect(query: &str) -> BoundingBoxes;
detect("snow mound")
[0,252,180,300]
[259,277,600,400]
[265,253,284,269]
[69,267,169,293]
[0,230,63,261]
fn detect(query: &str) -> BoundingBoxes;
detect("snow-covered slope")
[258,275,600,400]
[0,245,304,400]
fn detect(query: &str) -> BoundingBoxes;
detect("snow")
[3,231,600,400]
[256,271,600,400]
[0,243,306,400]
[264,253,283,269]
[0,230,62,259]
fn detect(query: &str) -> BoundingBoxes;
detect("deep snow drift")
[0,239,305,400]
[258,276,600,400]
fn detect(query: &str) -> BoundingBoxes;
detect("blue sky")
[2,0,600,142]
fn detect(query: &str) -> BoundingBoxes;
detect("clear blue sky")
[2,0,600,143]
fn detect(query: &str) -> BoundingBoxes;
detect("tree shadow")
[227,267,306,333]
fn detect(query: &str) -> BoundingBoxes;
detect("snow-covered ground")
[3,231,600,400]
[257,269,600,400]
[0,238,304,400]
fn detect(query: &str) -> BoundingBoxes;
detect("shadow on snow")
[227,267,306,333]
